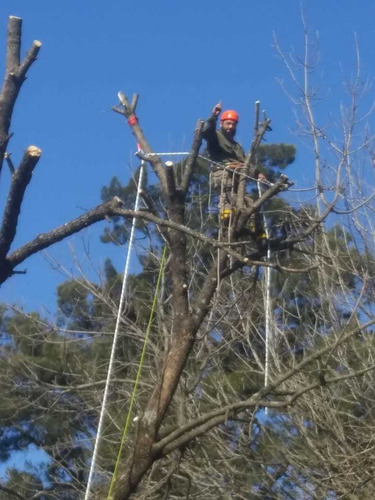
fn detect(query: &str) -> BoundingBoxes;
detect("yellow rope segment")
[106,245,167,499]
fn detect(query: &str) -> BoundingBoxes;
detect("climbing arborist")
[202,101,266,239]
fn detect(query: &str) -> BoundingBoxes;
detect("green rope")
[106,246,167,499]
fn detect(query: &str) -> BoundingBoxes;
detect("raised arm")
[202,101,222,154]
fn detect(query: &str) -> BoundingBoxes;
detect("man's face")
[221,119,237,139]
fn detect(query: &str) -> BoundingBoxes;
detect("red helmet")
[221,110,239,123]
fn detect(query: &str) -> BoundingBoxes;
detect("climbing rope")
[141,151,321,193]
[106,245,167,499]
[84,153,146,500]
[257,181,272,398]
[139,151,273,187]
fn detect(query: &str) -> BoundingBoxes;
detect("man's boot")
[249,215,267,250]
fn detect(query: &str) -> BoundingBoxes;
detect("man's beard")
[221,127,235,140]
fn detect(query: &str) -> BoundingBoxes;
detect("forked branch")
[0,16,41,175]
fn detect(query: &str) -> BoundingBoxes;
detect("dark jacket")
[202,115,246,165]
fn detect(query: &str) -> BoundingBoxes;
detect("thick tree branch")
[121,126,197,495]
[2,178,310,287]
[236,113,272,211]
[2,197,124,283]
[113,92,168,194]
[0,16,41,176]
[0,146,41,261]
[180,119,204,193]
[6,16,21,71]
[110,104,207,500]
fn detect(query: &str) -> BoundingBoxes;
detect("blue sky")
[1,0,375,313]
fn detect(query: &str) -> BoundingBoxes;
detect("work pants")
[211,168,263,234]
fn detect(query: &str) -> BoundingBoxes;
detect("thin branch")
[236,115,271,212]
[154,317,375,455]
[4,152,15,173]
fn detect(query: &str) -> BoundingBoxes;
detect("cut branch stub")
[0,145,42,262]
[18,40,42,80]
[4,152,15,173]
[6,16,22,72]
[181,119,204,194]
[165,161,176,197]
[113,91,139,119]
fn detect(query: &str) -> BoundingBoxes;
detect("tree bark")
[0,17,41,176]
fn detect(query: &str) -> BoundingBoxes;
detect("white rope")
[257,181,272,405]
[208,171,213,213]
[84,154,146,500]
[140,151,190,157]
[139,151,274,187]
[142,151,320,193]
